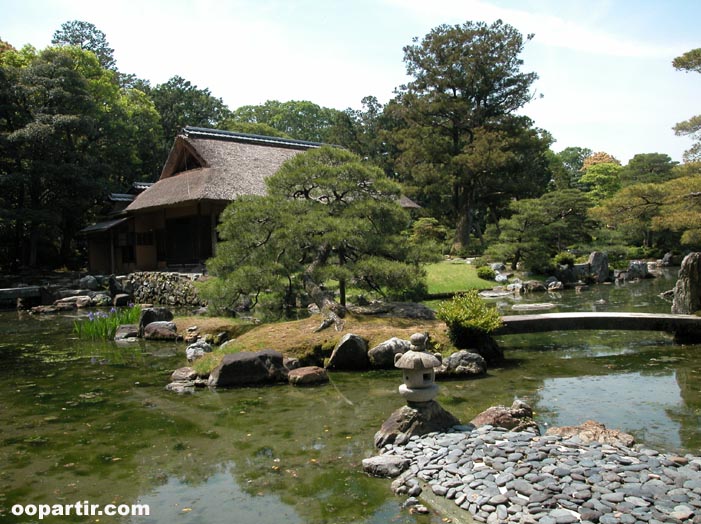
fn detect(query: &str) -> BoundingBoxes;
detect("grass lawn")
[425,259,495,295]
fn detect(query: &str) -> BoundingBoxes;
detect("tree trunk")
[303,244,346,332]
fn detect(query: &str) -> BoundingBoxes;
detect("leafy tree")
[589,183,668,248]
[389,20,539,250]
[486,189,593,271]
[51,20,116,71]
[652,170,701,246]
[619,153,678,186]
[0,43,164,269]
[579,162,622,202]
[552,146,593,189]
[150,76,230,150]
[228,100,345,143]
[203,146,426,327]
[673,48,701,161]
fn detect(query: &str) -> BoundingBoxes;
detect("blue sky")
[2,0,700,163]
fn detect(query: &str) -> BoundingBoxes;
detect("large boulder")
[208,350,288,387]
[79,275,101,291]
[139,307,174,335]
[627,260,650,280]
[588,251,610,283]
[367,337,412,369]
[672,253,701,315]
[374,400,461,448]
[326,333,369,370]
[435,350,487,378]
[288,366,329,386]
[470,399,539,432]
[143,321,178,340]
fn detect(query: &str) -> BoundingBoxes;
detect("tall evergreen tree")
[388,20,540,250]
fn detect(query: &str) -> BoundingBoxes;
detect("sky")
[2,0,700,164]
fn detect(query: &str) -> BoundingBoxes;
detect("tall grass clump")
[73,305,142,340]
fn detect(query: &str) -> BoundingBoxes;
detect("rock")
[138,307,174,335]
[436,350,487,378]
[207,349,288,387]
[546,419,635,447]
[113,293,131,307]
[362,455,411,478]
[491,262,506,271]
[165,381,195,394]
[660,252,674,267]
[114,324,139,341]
[547,280,564,291]
[92,293,112,307]
[326,333,369,370]
[283,357,300,370]
[470,399,539,432]
[143,321,178,340]
[627,260,650,280]
[368,337,412,369]
[30,304,69,314]
[108,275,123,296]
[79,275,101,291]
[495,273,508,283]
[186,340,212,361]
[522,280,547,293]
[588,251,610,283]
[288,366,329,386]
[170,367,198,382]
[374,400,461,448]
[511,303,557,311]
[672,252,701,314]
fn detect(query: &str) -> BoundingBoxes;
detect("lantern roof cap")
[394,350,441,370]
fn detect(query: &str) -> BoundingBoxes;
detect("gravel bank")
[381,425,701,523]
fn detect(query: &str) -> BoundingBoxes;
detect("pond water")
[2,268,700,524]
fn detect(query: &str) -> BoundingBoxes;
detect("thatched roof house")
[126,127,321,212]
[83,126,419,274]
[84,127,322,273]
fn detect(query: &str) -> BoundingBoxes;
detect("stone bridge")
[495,312,701,343]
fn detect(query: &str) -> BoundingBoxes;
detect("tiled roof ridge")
[182,126,324,150]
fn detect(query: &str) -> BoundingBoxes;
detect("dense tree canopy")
[389,20,544,250]
[202,147,426,324]
[0,40,162,269]
[226,100,346,143]
[486,189,593,271]
[150,75,230,155]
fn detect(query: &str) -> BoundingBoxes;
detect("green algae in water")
[2,271,701,523]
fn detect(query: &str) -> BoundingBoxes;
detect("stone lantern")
[374,332,460,448]
[394,333,442,404]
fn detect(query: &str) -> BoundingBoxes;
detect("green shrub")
[476,266,496,280]
[436,291,502,348]
[73,305,142,340]
[553,252,576,267]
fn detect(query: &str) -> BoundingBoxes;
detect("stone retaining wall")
[121,272,206,307]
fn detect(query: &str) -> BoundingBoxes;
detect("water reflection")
[133,463,302,524]
[535,372,684,450]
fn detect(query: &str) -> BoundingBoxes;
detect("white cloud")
[385,0,688,58]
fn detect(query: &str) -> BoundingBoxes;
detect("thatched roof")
[126,127,322,212]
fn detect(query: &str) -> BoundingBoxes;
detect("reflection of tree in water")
[672,361,701,451]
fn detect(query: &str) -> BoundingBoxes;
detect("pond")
[1,268,700,524]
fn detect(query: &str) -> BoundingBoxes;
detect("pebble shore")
[381,425,701,523]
